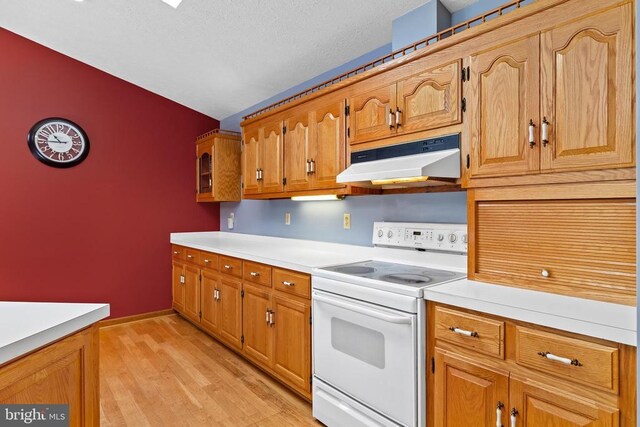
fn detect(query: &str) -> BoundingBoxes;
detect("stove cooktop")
[319,260,465,289]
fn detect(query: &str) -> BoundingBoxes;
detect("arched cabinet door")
[311,100,346,190]
[540,3,634,172]
[242,126,261,195]
[260,121,284,194]
[283,113,312,192]
[348,81,397,145]
[397,60,461,135]
[467,34,540,179]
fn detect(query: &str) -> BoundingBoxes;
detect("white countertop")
[172,232,636,346]
[0,302,110,365]
[424,279,637,346]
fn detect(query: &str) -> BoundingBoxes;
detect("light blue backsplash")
[220,192,467,247]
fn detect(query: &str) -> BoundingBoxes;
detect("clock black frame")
[27,117,90,168]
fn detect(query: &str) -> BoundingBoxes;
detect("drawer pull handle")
[282,281,295,287]
[537,351,582,366]
[449,327,479,338]
[496,402,504,427]
[187,255,193,259]
[266,309,270,324]
[510,408,518,427]
[250,271,260,277]
[269,311,275,326]
[204,259,210,264]
[542,117,550,147]
[528,119,536,148]
[224,264,232,269]
[541,269,550,278]
[173,251,180,255]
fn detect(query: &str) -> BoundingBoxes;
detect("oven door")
[313,289,417,426]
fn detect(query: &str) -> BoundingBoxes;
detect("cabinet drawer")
[185,248,201,265]
[200,252,218,271]
[434,306,504,358]
[219,256,242,278]
[243,261,272,287]
[515,326,619,393]
[273,268,310,299]
[172,245,186,261]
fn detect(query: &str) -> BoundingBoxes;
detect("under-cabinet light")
[291,195,344,202]
[370,176,430,185]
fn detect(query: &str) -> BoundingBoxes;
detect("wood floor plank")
[100,315,318,426]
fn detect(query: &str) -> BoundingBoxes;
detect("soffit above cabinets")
[0,0,477,119]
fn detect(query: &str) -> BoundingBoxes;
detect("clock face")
[27,118,90,168]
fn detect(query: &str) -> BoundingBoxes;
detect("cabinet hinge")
[347,128,350,138]
[431,357,435,374]
[240,140,244,152]
[461,98,467,113]
[241,182,244,189]
[283,177,287,186]
[309,315,312,325]
[199,310,202,318]
[199,273,202,283]
[309,376,313,385]
[462,66,470,82]
[466,154,470,169]
[241,335,245,344]
[345,105,350,116]
[283,125,287,135]
[241,290,245,298]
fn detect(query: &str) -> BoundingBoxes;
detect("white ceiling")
[0,0,479,120]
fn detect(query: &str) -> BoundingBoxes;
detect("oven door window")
[313,290,417,426]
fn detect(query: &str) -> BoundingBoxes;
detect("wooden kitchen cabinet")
[242,125,261,195]
[195,129,242,202]
[283,112,312,192]
[172,260,186,313]
[464,3,634,187]
[201,269,220,335]
[467,35,540,179]
[539,4,634,173]
[242,282,273,368]
[271,293,311,394]
[348,60,461,146]
[428,302,636,427]
[433,349,509,427]
[242,120,284,195]
[217,275,243,350]
[183,263,201,324]
[310,100,346,190]
[509,377,619,427]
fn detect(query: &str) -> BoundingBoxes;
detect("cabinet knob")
[528,119,536,148]
[224,264,232,270]
[250,271,260,277]
[541,269,550,278]
[542,117,550,147]
[388,109,395,129]
[510,408,518,427]
[496,402,504,427]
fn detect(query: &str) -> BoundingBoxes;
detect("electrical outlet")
[285,212,291,225]
[343,213,351,229]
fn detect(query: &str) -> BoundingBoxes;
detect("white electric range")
[311,222,467,427]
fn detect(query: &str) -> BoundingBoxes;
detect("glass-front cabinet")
[195,130,242,202]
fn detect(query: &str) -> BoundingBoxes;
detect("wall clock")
[27,118,90,168]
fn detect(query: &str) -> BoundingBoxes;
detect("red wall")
[0,28,220,318]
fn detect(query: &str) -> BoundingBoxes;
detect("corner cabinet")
[196,129,242,202]
[171,245,312,400]
[464,3,634,187]
[428,302,636,427]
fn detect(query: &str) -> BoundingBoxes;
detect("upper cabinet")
[464,3,634,186]
[242,120,284,196]
[348,60,462,145]
[196,130,242,202]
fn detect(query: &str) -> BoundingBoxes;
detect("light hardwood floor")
[100,314,319,426]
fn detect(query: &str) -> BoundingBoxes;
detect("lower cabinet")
[171,245,312,399]
[429,302,635,427]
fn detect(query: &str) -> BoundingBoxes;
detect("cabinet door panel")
[284,113,312,192]
[242,127,261,194]
[311,100,346,190]
[510,377,618,426]
[200,270,219,335]
[348,83,396,144]
[398,60,461,134]
[468,35,540,178]
[218,276,243,350]
[261,122,284,194]
[183,264,200,323]
[434,349,509,427]
[172,261,185,313]
[540,4,634,171]
[272,295,311,393]
[242,283,272,367]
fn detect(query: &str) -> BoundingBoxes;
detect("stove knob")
[387,230,394,238]
[462,234,468,244]
[448,234,457,243]
[377,229,384,238]
[437,234,445,242]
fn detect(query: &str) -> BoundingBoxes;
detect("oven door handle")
[313,293,413,324]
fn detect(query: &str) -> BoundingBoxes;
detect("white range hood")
[337,135,461,189]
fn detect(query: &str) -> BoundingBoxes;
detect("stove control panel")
[372,222,467,253]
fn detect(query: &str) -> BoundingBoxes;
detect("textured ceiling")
[0,0,479,119]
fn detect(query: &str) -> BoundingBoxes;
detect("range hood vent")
[337,134,461,189]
